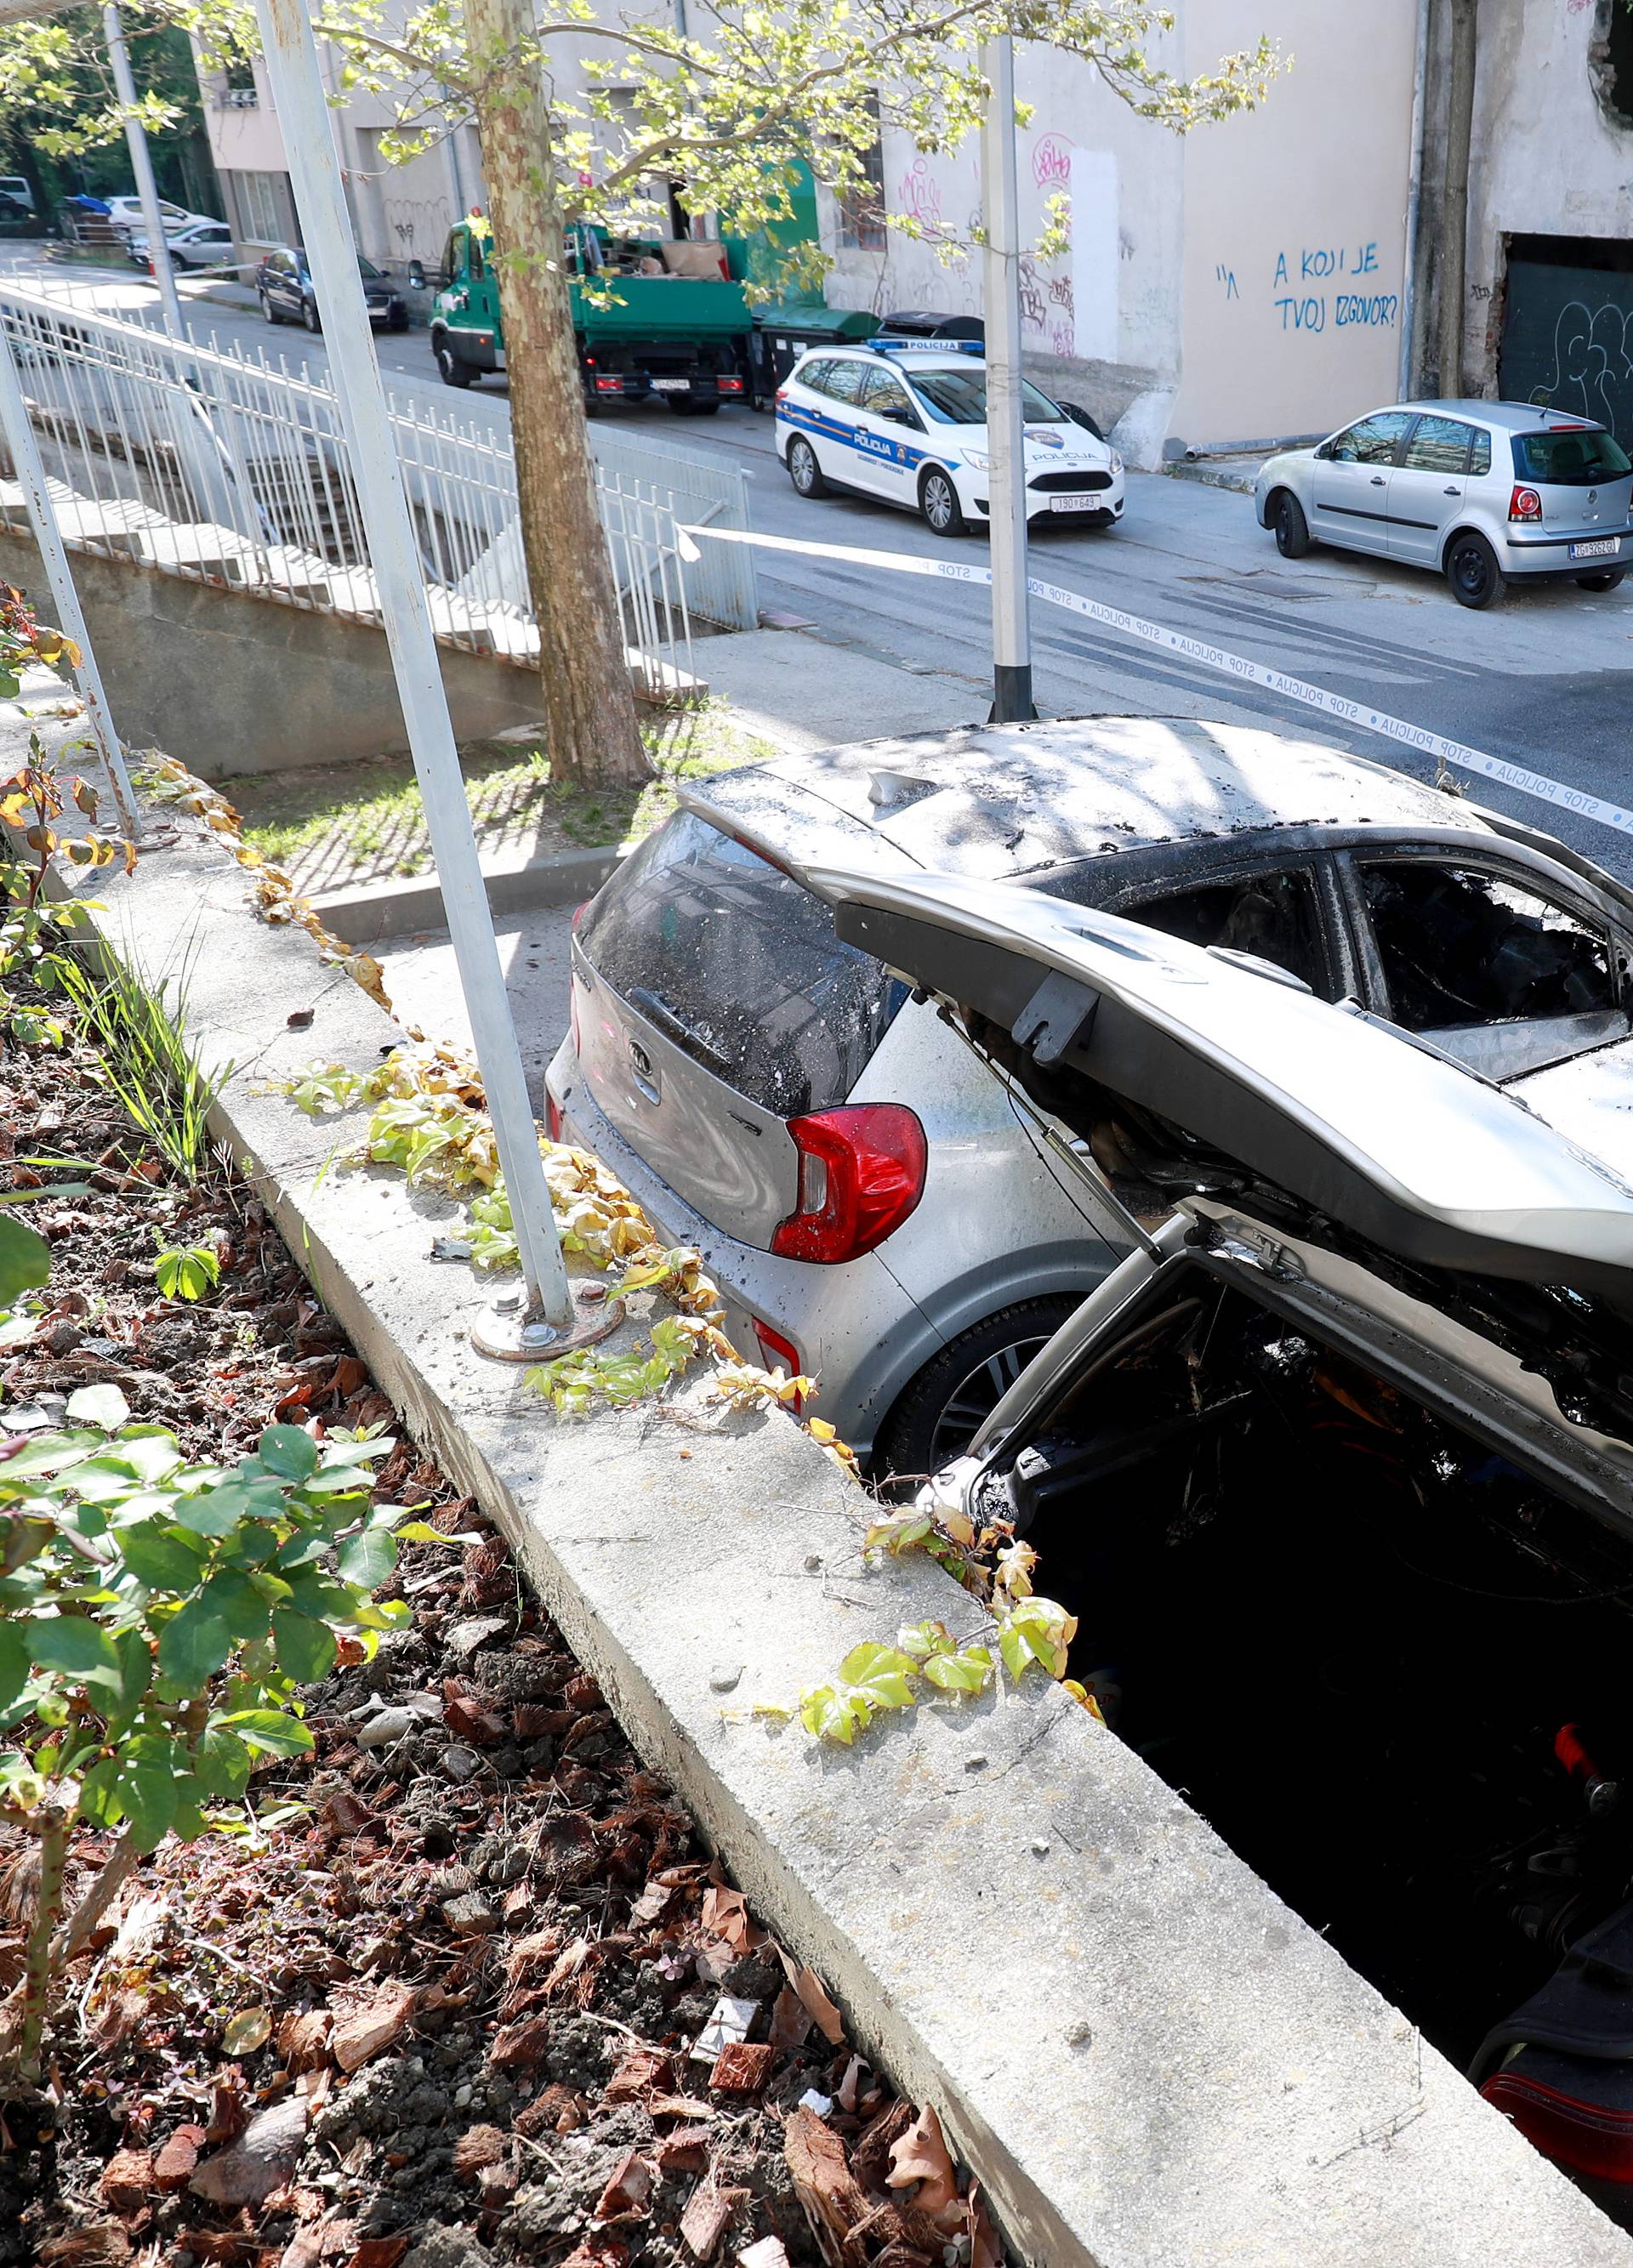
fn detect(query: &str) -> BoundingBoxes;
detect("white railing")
[0,272,734,701]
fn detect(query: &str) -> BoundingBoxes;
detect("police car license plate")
[1571,537,1620,560]
[651,378,689,393]
[1049,492,1101,513]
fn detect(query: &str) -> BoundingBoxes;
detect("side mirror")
[407,257,426,290]
[1060,401,1106,441]
[1313,440,1334,460]
[882,404,918,427]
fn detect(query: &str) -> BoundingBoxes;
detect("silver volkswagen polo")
[1255,399,1633,609]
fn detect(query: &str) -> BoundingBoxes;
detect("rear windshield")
[1511,427,1632,486]
[576,812,907,1116]
[909,369,1067,425]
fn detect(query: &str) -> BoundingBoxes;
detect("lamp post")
[980,33,1035,725]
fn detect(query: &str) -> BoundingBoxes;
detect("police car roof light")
[862,338,983,358]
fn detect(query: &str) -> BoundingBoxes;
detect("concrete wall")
[0,529,543,777]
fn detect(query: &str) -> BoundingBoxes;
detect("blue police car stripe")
[777,395,948,480]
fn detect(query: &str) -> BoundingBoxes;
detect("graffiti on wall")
[1267,239,1399,336]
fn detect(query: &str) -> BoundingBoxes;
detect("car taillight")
[596,376,622,393]
[571,901,589,931]
[1509,485,1543,522]
[775,388,788,406]
[771,1105,926,1264]
[753,1318,805,1407]
[720,375,743,392]
[545,1090,563,1143]
[1482,2067,1633,2185]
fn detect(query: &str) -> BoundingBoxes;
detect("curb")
[312,841,624,945]
[1160,458,1261,496]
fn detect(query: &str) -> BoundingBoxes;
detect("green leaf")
[862,1510,934,1559]
[0,1432,101,1480]
[335,1526,396,1592]
[0,1623,28,1714]
[25,1613,122,1687]
[996,1595,1078,1684]
[256,1424,318,1481]
[922,1644,994,1695]
[117,1521,206,1594]
[172,1479,261,1538]
[192,1725,252,1799]
[155,1245,220,1303]
[836,1643,919,1710]
[270,1609,337,1685]
[65,1384,129,1432]
[199,1567,273,1643]
[156,1598,235,1690]
[214,1708,314,1759]
[0,1214,48,1306]
[798,1680,870,1745]
[110,1625,152,1717]
[112,1733,180,1852]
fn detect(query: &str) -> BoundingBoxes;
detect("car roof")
[1385,398,1612,434]
[680,716,1494,883]
[804,345,982,373]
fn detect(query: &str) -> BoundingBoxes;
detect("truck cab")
[430,217,752,412]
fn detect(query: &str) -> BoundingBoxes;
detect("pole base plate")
[470,1279,625,1363]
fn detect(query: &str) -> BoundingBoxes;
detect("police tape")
[675,522,1633,844]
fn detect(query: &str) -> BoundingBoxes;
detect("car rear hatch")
[569,812,909,1245]
[1511,423,1633,537]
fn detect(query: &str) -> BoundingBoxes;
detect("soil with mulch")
[0,995,995,2268]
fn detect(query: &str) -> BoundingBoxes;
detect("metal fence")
[0,273,758,702]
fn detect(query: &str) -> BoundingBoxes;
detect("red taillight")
[1509,485,1543,522]
[720,375,743,392]
[596,376,622,393]
[571,901,589,931]
[775,388,788,405]
[545,1090,563,1143]
[1482,2070,1633,2184]
[771,1105,926,1265]
[753,1319,805,1407]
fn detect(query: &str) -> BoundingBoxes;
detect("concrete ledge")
[75,817,1633,2268]
[312,842,623,946]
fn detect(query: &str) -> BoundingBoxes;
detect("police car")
[774,340,1125,537]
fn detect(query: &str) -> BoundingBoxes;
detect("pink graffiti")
[1033,133,1073,189]
[1046,272,1074,313]
[1049,318,1075,359]
[896,158,942,226]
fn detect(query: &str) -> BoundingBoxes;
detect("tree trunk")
[1436,0,1478,398]
[463,0,649,789]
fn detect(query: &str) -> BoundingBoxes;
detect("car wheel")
[1576,568,1625,592]
[259,289,281,326]
[435,338,475,389]
[387,309,409,333]
[1446,530,1505,609]
[1272,489,1312,558]
[788,435,828,498]
[919,465,968,537]
[302,298,321,333]
[873,1296,1081,1482]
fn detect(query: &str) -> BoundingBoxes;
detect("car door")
[853,366,925,506]
[268,251,299,315]
[1342,850,1633,1079]
[811,358,867,485]
[1386,413,1477,564]
[1115,862,1341,998]
[1306,411,1414,551]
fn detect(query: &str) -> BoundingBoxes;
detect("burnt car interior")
[982,1268,1633,2075]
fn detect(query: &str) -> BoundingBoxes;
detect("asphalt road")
[10,244,1633,878]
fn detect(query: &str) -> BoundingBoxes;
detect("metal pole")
[253,0,584,1344]
[980,35,1034,724]
[103,4,186,340]
[0,315,139,833]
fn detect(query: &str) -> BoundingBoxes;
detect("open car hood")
[801,862,1633,1304]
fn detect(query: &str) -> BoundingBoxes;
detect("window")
[1328,412,1414,464]
[797,357,834,395]
[1359,862,1618,1032]
[1470,428,1492,475]
[577,814,907,1115]
[861,367,918,422]
[823,359,866,405]
[1511,427,1633,485]
[1402,415,1476,475]
[230,169,288,245]
[438,230,461,288]
[838,97,886,251]
[909,368,1067,424]
[1126,872,1329,997]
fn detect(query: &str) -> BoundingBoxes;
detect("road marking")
[679,523,1633,842]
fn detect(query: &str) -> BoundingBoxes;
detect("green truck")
[430,219,754,413]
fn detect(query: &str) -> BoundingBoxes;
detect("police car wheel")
[919,467,967,537]
[788,436,827,498]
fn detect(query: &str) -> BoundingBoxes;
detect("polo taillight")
[1482,2066,1633,2185]
[1509,485,1543,522]
[771,1105,926,1264]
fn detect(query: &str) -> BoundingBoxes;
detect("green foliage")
[153,1240,221,1303]
[0,1394,404,1867]
[798,1641,920,1746]
[0,1215,49,1308]
[55,954,227,1183]
[1,725,130,1051]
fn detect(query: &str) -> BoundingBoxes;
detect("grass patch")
[229,702,778,897]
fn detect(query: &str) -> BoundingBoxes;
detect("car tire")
[872,1295,1082,1483]
[301,299,321,334]
[435,337,475,389]
[1272,490,1312,559]
[1446,530,1505,609]
[259,290,281,327]
[788,435,828,498]
[387,309,409,333]
[919,464,968,537]
[1576,568,1625,592]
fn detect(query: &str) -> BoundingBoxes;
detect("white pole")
[103,4,186,341]
[0,315,139,833]
[252,0,579,1339]
[980,35,1034,723]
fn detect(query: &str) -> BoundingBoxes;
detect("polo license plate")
[651,378,690,393]
[1571,537,1621,560]
[1049,492,1101,513]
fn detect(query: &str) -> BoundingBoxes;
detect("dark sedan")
[255,246,408,334]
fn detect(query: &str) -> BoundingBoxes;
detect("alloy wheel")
[928,1333,1056,1464]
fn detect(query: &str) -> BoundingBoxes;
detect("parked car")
[798,861,1633,2223]
[128,219,236,272]
[0,176,37,221]
[1255,399,1633,610]
[105,194,217,240]
[776,340,1124,537]
[254,246,408,333]
[544,715,1633,1475]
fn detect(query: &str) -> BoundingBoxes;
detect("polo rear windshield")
[1511,427,1633,486]
[575,812,908,1116]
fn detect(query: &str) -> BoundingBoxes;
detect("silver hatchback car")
[1255,399,1633,609]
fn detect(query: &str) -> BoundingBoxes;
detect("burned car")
[793,861,1633,2224]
